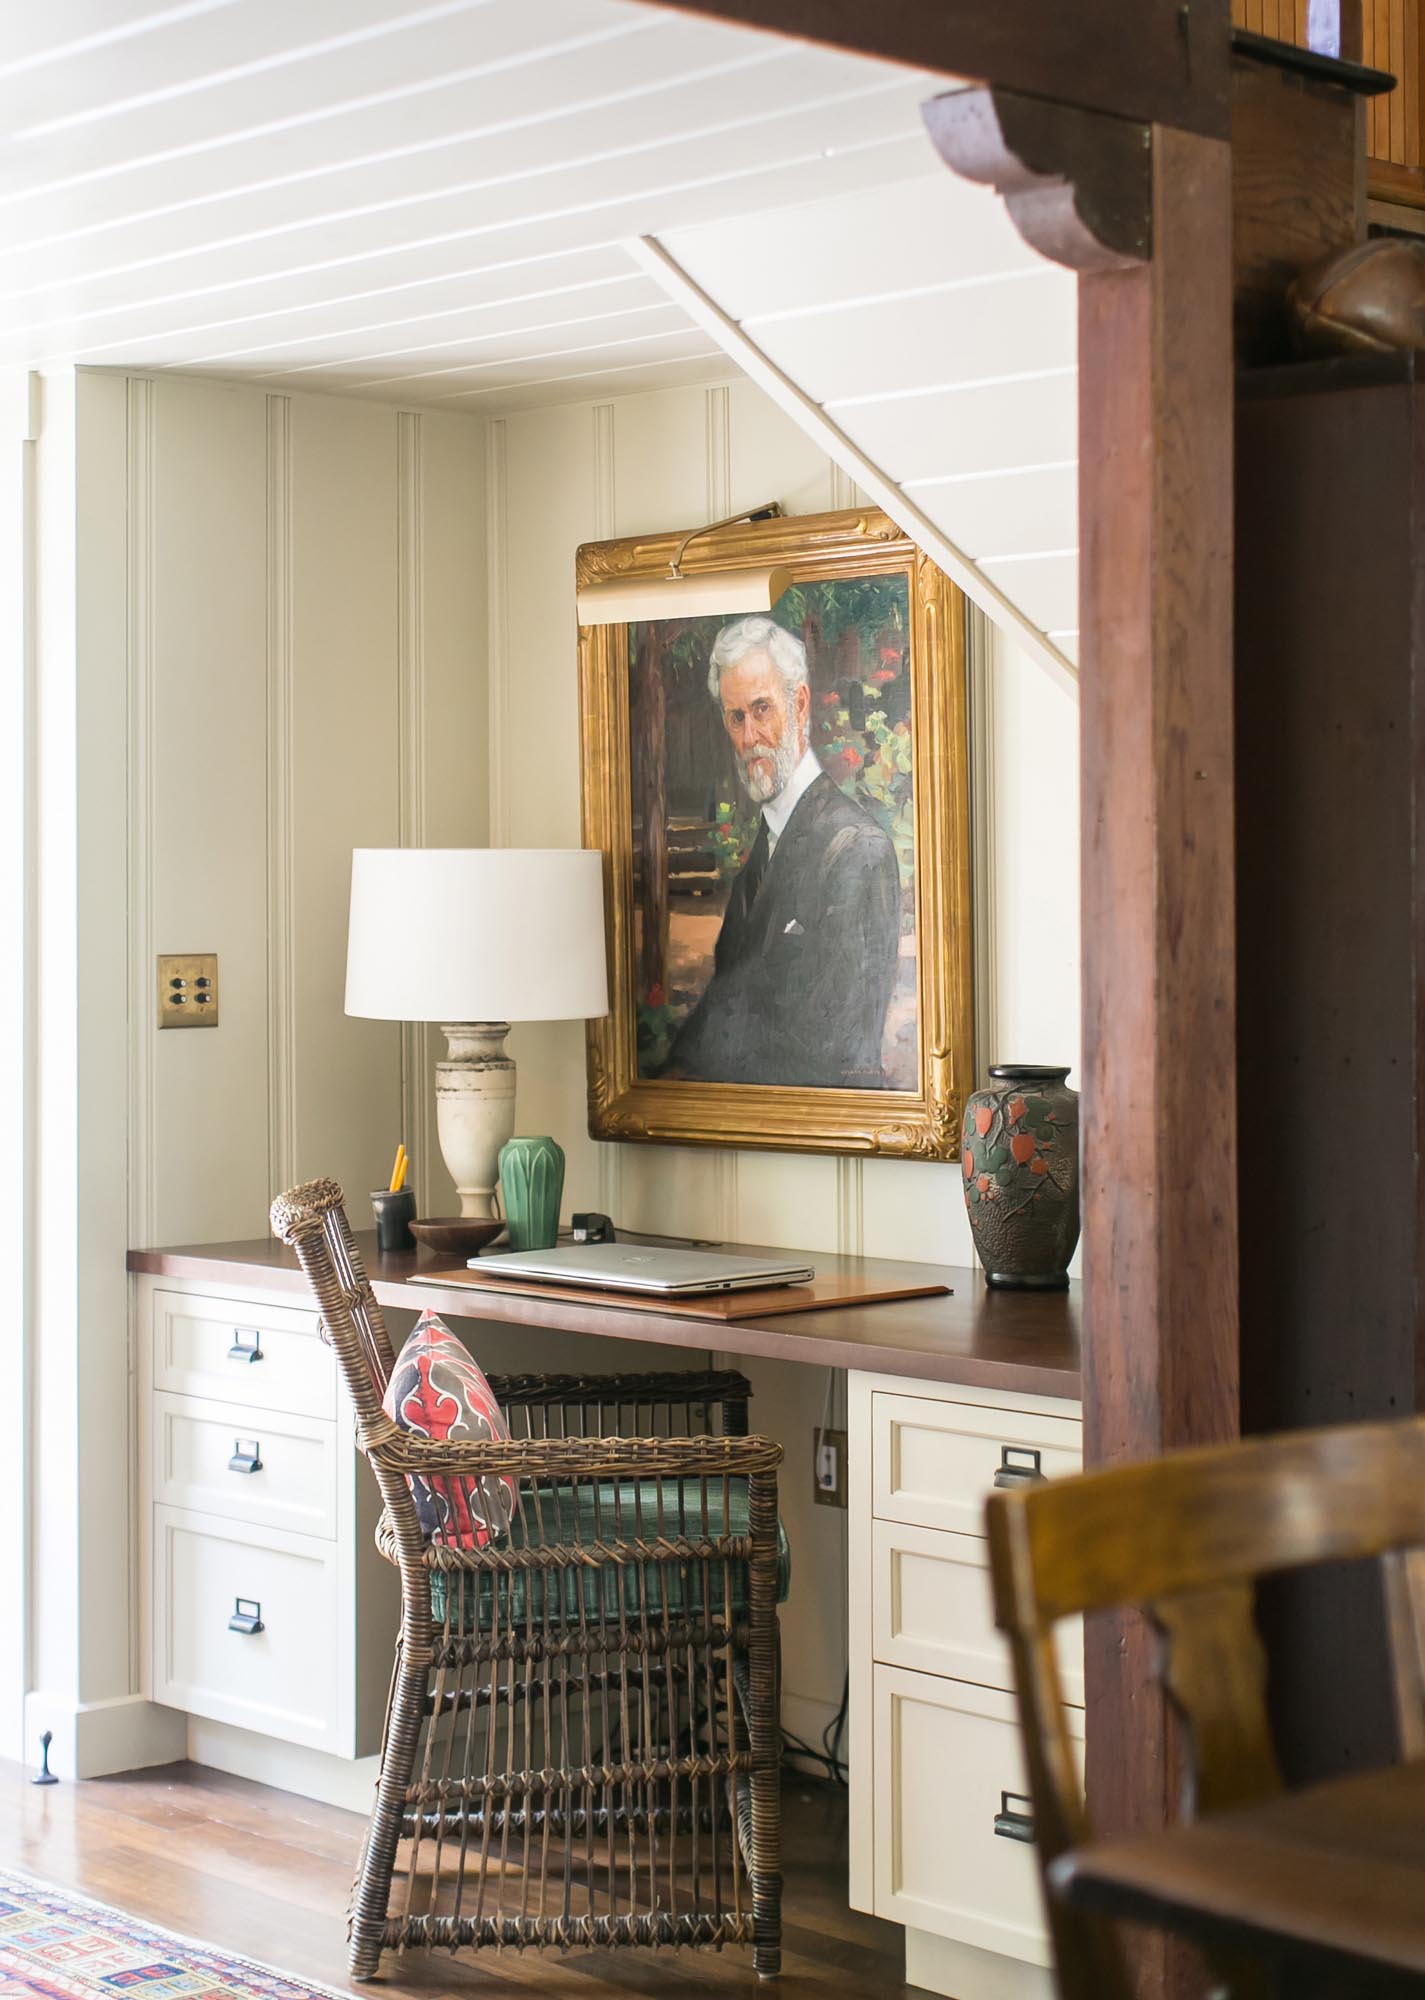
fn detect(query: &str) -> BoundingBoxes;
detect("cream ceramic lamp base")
[436,1023,516,1220]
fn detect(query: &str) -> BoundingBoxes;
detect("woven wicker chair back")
[269,1176,421,1549]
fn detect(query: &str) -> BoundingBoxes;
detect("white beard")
[737,731,799,806]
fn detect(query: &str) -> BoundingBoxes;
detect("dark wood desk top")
[127,1234,1082,1399]
[1055,1761,1425,1983]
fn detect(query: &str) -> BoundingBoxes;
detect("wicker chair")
[270,1178,784,1981]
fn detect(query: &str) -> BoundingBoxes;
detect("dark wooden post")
[926,91,1240,1999]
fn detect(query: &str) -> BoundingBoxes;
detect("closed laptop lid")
[471,1244,815,1294]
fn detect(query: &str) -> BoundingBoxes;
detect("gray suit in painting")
[667,772,901,1089]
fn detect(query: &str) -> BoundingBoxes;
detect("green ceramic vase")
[498,1135,565,1252]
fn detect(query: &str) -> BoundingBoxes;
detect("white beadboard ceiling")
[0,0,946,408]
[0,0,1077,661]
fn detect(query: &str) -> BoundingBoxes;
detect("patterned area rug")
[0,1870,344,2000]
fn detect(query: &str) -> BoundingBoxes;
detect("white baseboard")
[186,1716,380,1814]
[905,1927,1055,2000]
[23,1693,186,1779]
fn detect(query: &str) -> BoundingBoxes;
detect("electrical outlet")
[157,952,219,1029]
[812,1426,847,1509]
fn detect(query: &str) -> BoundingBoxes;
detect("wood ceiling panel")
[460,349,733,412]
[49,245,642,366]
[838,370,1079,486]
[196,274,672,375]
[658,164,1033,321]
[248,298,687,387]
[753,264,1074,406]
[4,130,937,364]
[1,12,777,240]
[0,0,249,75]
[3,54,917,294]
[0,3,968,409]
[1,69,930,307]
[1,0,497,134]
[916,462,1078,564]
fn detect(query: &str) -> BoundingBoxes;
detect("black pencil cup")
[371,1187,417,1253]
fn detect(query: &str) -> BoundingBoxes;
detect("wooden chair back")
[988,1414,1425,2000]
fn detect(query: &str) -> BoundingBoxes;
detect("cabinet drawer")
[872,1665,1084,1966]
[872,1391,1081,1536]
[152,1391,337,1540]
[152,1505,343,1752]
[153,1288,332,1419]
[872,1519,1084,1707]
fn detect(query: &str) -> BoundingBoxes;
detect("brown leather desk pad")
[415,1265,951,1321]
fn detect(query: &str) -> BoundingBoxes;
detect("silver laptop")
[470,1243,815,1297]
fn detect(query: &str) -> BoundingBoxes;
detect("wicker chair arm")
[358,1419,781,1481]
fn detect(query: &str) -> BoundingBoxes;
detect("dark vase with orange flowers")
[961,1065,1079,1289]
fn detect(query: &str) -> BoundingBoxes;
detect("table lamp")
[345,848,609,1220]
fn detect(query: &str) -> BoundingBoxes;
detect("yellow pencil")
[389,1144,407,1193]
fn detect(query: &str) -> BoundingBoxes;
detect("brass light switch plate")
[157,952,219,1028]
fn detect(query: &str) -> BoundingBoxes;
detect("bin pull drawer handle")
[228,1329,263,1363]
[993,1791,1036,1843]
[993,1445,1044,1489]
[228,1598,264,1635]
[228,1439,262,1475]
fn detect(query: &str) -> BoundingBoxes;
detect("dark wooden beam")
[924,89,1150,270]
[1076,97,1239,1823]
[931,83,1239,1998]
[644,0,1231,137]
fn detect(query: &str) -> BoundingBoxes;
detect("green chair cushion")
[429,1475,790,1629]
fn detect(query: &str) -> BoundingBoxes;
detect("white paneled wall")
[127,372,487,1246]
[489,372,1080,1743]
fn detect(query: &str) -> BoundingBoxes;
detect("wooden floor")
[0,1759,921,1998]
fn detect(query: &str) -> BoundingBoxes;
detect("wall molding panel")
[265,392,296,1204]
[835,1157,866,1259]
[705,383,732,519]
[966,600,999,1084]
[125,377,156,1252]
[396,409,434,1207]
[486,415,511,849]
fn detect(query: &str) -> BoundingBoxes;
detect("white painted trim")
[186,1715,380,1814]
[705,381,731,519]
[905,1927,1056,2000]
[264,394,295,1199]
[711,1152,740,1243]
[486,414,511,846]
[125,378,156,1252]
[628,234,1078,701]
[967,599,999,1083]
[0,373,38,1762]
[23,1691,185,1780]
[396,409,434,1205]
[836,1157,865,1259]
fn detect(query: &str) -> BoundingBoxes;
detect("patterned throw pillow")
[382,1309,516,1548]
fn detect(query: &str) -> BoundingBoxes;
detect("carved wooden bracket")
[923,87,1152,273]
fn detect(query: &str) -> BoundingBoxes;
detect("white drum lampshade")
[347,849,609,1220]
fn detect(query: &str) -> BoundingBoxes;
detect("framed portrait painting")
[577,506,974,1160]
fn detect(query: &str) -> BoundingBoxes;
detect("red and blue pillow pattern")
[382,1309,516,1548]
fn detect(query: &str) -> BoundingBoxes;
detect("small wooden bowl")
[409,1217,505,1258]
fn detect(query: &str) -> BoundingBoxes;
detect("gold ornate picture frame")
[578,506,974,1160]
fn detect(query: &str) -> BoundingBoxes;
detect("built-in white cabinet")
[136,1275,397,1760]
[849,1370,1084,2000]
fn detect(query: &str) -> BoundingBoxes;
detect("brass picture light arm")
[667,500,783,577]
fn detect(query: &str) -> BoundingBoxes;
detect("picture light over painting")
[575,500,789,624]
